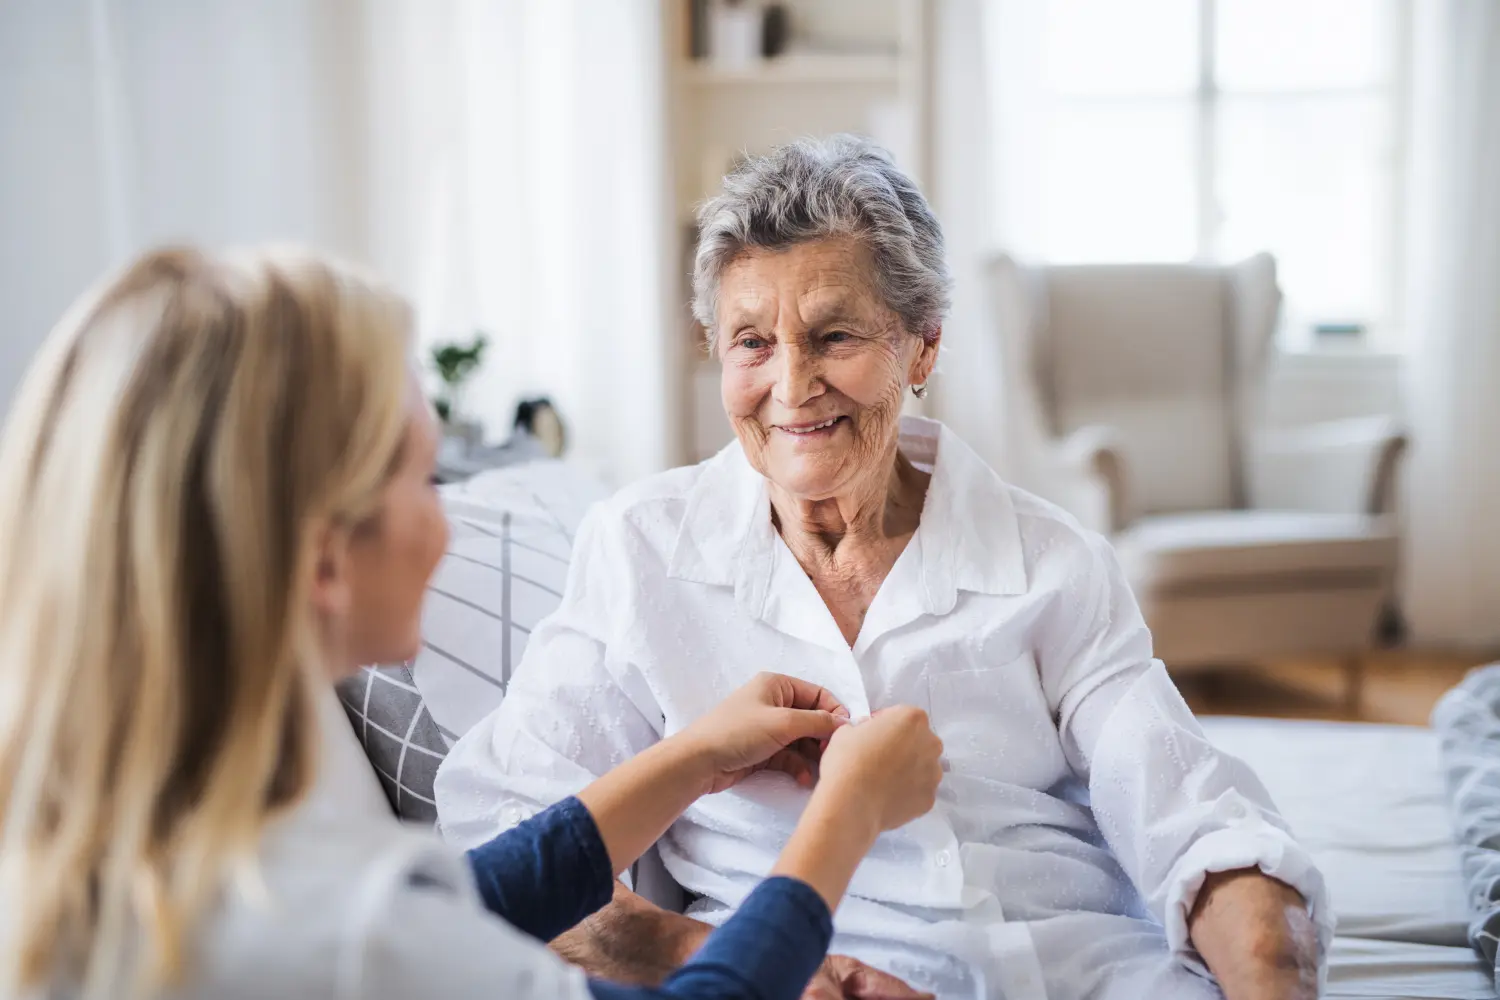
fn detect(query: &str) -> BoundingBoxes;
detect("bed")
[1202,716,1490,998]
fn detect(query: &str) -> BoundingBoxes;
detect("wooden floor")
[1175,649,1495,726]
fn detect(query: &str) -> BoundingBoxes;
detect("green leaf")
[429,332,491,388]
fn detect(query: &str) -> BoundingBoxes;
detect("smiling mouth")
[776,416,848,436]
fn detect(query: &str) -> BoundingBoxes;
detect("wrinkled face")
[716,238,938,500]
[316,377,449,675]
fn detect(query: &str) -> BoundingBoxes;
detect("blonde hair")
[0,247,412,997]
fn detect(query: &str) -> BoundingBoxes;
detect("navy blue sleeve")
[465,796,615,942]
[586,877,833,1000]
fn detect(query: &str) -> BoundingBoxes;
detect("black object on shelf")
[762,4,790,58]
[514,397,568,458]
[689,0,710,59]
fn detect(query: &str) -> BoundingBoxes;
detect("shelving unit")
[683,52,903,86]
[663,0,933,464]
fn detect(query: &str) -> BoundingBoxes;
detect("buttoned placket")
[672,419,1029,911]
[751,513,970,904]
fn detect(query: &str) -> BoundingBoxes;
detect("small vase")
[710,0,761,70]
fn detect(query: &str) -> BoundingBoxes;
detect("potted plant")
[430,332,489,449]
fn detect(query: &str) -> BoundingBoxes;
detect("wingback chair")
[986,252,1407,708]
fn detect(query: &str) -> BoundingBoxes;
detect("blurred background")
[2,0,1497,721]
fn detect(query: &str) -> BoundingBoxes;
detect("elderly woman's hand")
[677,672,851,795]
[1188,869,1320,1000]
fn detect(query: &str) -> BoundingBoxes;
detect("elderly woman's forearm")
[550,882,713,985]
[1188,869,1319,1000]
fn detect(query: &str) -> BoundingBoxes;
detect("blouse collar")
[667,417,1028,627]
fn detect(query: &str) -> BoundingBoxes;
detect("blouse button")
[935,850,952,868]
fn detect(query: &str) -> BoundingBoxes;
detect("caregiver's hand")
[771,707,944,912]
[816,707,945,834]
[676,672,851,794]
[577,673,847,876]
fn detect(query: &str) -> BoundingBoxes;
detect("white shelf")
[665,0,930,467]
[684,52,902,87]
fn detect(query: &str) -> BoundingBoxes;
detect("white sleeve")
[434,507,665,853]
[1039,531,1334,979]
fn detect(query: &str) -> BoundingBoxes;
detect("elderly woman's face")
[717,238,936,500]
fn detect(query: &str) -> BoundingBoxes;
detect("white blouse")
[435,417,1333,1000]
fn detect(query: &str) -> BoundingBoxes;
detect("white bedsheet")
[1326,938,1492,999]
[1202,716,1492,997]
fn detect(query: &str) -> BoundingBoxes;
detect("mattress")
[1202,716,1493,998]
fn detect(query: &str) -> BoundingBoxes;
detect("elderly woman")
[0,246,945,1000]
[436,136,1330,1000]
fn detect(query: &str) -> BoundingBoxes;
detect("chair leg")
[1343,655,1365,718]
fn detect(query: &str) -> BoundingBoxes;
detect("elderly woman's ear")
[909,330,940,390]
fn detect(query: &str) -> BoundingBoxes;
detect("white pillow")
[414,460,606,744]
[335,459,607,824]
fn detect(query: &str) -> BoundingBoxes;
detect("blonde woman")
[0,247,944,1000]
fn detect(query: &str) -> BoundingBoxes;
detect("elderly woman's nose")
[772,343,823,407]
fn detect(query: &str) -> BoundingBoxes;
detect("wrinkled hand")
[802,955,934,1000]
[677,672,850,794]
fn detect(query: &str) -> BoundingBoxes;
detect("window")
[987,0,1407,349]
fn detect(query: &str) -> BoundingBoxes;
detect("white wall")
[1,1,1407,466]
[0,0,115,408]
[1,1,677,487]
[115,0,366,256]
[0,0,368,411]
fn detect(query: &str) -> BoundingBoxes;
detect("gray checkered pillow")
[336,664,446,823]
[336,459,605,824]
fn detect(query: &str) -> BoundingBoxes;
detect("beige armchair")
[987,253,1407,707]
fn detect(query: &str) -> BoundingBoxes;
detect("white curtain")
[928,0,1028,478]
[929,1,1111,526]
[0,1,675,489]
[362,0,675,488]
[1401,1,1500,646]
[928,0,1004,472]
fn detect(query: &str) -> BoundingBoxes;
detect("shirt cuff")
[555,796,617,903]
[465,795,615,942]
[1163,820,1334,990]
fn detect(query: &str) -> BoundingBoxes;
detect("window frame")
[1039,0,1412,351]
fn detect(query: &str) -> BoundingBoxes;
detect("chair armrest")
[1056,425,1129,533]
[1022,424,1129,535]
[1248,416,1408,515]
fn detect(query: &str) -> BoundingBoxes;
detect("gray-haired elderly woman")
[437,136,1329,1000]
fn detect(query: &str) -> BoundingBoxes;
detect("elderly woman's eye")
[738,336,768,350]
[823,331,852,344]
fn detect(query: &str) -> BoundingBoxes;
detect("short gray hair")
[692,135,952,348]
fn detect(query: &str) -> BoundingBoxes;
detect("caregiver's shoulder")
[209,812,588,999]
